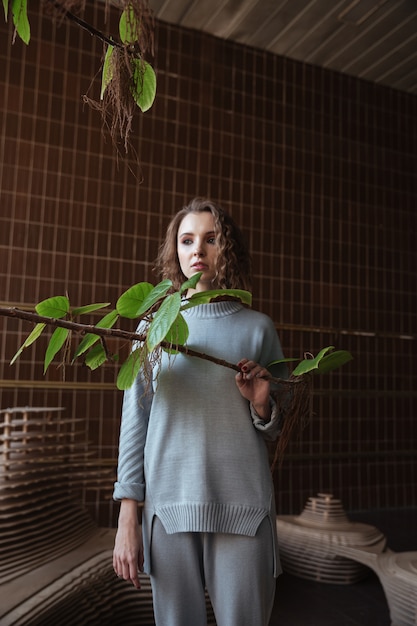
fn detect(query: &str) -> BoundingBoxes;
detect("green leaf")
[291,346,335,377]
[162,313,189,353]
[72,334,100,361]
[138,280,173,314]
[3,0,8,20]
[117,347,144,390]
[44,327,69,373]
[35,295,69,319]
[85,343,107,370]
[73,309,119,360]
[71,302,110,316]
[100,44,114,100]
[267,358,299,366]
[180,272,202,294]
[117,282,153,318]
[315,350,353,374]
[131,59,156,112]
[10,323,46,365]
[147,292,181,352]
[117,280,172,319]
[119,5,139,44]
[12,0,30,44]
[182,289,252,309]
[266,357,298,378]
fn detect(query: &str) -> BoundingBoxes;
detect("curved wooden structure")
[0,406,216,625]
[276,493,387,584]
[0,406,112,586]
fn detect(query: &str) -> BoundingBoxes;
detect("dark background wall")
[0,4,416,527]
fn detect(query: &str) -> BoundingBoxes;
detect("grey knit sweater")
[113,301,287,575]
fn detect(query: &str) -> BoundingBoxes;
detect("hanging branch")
[4,0,157,151]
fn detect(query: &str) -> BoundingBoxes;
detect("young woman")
[113,198,287,626]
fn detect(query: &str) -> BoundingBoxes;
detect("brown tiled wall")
[1,5,416,526]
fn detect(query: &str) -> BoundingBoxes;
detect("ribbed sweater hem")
[155,502,268,537]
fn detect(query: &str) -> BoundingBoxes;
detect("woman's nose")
[193,243,205,256]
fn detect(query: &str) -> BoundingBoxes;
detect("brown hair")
[154,198,252,291]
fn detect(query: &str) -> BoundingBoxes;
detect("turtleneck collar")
[182,300,244,319]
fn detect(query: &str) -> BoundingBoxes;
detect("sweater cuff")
[251,397,282,441]
[113,481,145,502]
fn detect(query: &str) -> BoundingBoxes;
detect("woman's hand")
[235,358,271,421]
[113,499,144,589]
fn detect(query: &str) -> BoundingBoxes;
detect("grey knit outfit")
[113,301,287,625]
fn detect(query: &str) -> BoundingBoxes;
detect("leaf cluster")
[10,273,255,390]
[100,3,157,114]
[10,273,352,394]
[267,346,353,380]
[3,0,157,149]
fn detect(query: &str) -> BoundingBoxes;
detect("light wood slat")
[0,494,93,524]
[0,472,112,498]
[2,454,99,473]
[0,419,83,428]
[0,430,83,438]
[3,442,92,455]
[0,521,96,567]
[0,407,65,413]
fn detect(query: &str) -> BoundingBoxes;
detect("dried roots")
[43,0,155,153]
[269,374,313,473]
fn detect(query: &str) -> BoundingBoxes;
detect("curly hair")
[154,198,252,292]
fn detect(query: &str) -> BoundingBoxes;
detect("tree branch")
[1,306,293,383]
[48,0,123,50]
[0,306,310,465]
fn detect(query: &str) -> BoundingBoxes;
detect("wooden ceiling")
[149,0,417,95]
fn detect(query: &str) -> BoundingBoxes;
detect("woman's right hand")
[113,499,144,589]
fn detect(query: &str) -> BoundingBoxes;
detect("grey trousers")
[150,516,276,626]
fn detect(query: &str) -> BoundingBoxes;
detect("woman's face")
[177,211,219,294]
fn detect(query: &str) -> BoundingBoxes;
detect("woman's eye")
[182,238,193,245]
[208,237,216,244]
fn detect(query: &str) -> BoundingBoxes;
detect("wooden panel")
[149,0,417,94]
